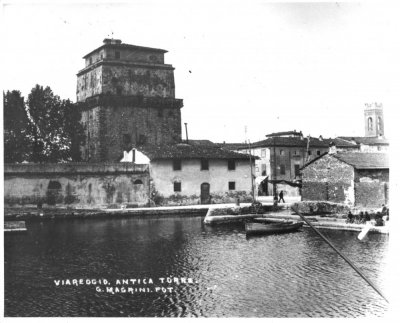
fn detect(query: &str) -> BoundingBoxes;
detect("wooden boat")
[245,221,303,235]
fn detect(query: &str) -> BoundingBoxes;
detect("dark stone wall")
[301,154,354,204]
[355,182,387,208]
[81,103,181,162]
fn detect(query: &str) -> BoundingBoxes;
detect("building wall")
[4,163,149,207]
[354,168,389,207]
[359,144,389,153]
[301,154,355,205]
[150,159,253,205]
[76,66,103,102]
[77,62,175,102]
[84,48,165,67]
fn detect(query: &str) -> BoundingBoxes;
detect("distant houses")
[301,152,389,208]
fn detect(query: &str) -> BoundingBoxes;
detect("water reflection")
[4,217,388,317]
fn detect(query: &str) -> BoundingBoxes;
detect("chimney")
[319,135,323,141]
[103,38,122,45]
[329,142,337,154]
[299,131,303,140]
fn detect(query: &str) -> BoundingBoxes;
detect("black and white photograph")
[1,0,399,319]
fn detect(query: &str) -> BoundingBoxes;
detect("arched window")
[134,179,143,185]
[377,117,382,131]
[368,117,373,131]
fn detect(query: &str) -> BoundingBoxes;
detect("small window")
[317,151,321,156]
[280,164,286,175]
[174,182,181,192]
[261,149,266,158]
[280,150,284,156]
[115,51,120,59]
[261,164,267,176]
[134,179,143,185]
[138,134,146,145]
[201,159,209,170]
[228,159,235,170]
[173,159,182,171]
[294,165,300,176]
[377,146,381,151]
[122,133,131,145]
[228,181,236,190]
[294,150,297,156]
[308,150,312,156]
[89,57,92,65]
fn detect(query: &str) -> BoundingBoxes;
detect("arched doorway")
[200,182,210,204]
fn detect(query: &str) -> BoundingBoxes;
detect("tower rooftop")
[82,39,168,59]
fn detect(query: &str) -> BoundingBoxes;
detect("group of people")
[347,204,389,226]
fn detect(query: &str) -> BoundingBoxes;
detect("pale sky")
[1,0,399,143]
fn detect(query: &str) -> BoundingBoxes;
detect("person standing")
[278,191,285,203]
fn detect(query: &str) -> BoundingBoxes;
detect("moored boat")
[245,221,303,235]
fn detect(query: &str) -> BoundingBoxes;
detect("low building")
[122,142,257,205]
[301,152,389,208]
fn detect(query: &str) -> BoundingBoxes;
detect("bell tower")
[77,39,183,162]
[364,103,384,137]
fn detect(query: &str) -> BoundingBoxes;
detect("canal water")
[4,216,389,317]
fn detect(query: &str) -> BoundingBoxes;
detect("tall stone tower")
[77,39,183,162]
[364,103,384,137]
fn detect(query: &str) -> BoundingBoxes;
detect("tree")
[3,90,31,163]
[26,85,85,162]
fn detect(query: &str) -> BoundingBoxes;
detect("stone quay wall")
[4,163,150,208]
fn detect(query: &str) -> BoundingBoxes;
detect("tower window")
[115,51,120,59]
[138,134,146,145]
[228,181,236,190]
[201,159,209,170]
[122,133,131,145]
[377,117,382,131]
[227,159,235,170]
[280,165,286,175]
[173,159,182,171]
[368,117,373,131]
[174,181,181,192]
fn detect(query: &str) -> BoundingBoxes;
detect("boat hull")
[245,221,303,235]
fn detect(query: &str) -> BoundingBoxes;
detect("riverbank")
[4,201,389,234]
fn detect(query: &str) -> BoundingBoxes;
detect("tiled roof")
[338,136,389,146]
[134,143,258,161]
[187,139,217,147]
[333,152,389,169]
[250,137,350,148]
[217,142,250,150]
